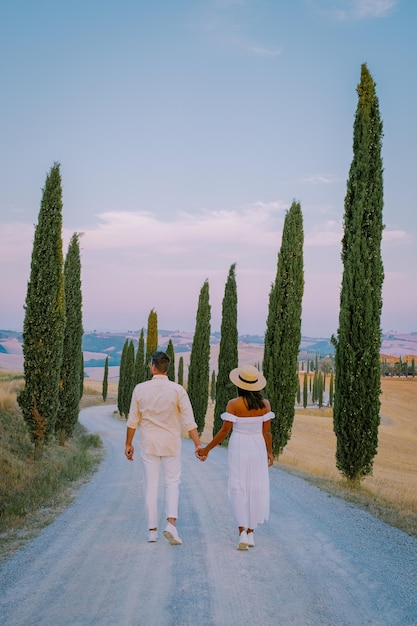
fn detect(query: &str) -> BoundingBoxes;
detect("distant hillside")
[0,329,416,372]
[0,330,22,341]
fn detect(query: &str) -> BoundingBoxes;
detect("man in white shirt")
[125,351,202,544]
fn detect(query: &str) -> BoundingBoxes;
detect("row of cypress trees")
[115,311,189,417]
[300,371,334,409]
[18,163,84,459]
[18,64,383,485]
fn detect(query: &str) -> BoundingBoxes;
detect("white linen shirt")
[127,375,197,456]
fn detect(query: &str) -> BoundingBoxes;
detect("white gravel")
[1,405,416,626]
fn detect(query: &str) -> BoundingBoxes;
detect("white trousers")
[139,449,181,529]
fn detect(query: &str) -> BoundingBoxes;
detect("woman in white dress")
[197,365,274,550]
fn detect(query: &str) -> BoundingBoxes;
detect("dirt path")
[1,405,416,626]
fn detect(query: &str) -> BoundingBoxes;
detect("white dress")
[221,411,275,529]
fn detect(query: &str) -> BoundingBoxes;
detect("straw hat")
[229,365,266,391]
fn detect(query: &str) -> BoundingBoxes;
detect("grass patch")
[0,371,105,561]
[79,379,118,409]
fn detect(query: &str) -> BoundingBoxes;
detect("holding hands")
[195,445,208,462]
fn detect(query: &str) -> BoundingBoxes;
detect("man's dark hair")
[151,351,170,374]
[237,387,265,410]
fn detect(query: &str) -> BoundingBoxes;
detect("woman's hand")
[196,446,208,461]
[267,452,274,467]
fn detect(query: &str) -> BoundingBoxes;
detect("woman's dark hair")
[237,387,266,410]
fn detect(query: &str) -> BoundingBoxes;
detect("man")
[125,351,202,545]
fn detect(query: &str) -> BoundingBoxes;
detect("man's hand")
[125,444,134,461]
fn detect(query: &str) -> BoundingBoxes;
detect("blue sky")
[1,0,415,336]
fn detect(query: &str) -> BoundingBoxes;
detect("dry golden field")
[280,377,417,495]
[283,377,417,536]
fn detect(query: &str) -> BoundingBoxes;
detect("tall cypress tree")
[188,280,211,435]
[166,339,175,381]
[213,264,238,436]
[178,356,184,387]
[303,373,308,409]
[332,64,384,483]
[264,201,304,457]
[123,339,135,417]
[134,328,146,385]
[118,339,129,416]
[18,163,66,459]
[329,373,334,407]
[56,233,83,445]
[318,373,323,408]
[210,370,216,404]
[145,309,158,379]
[102,356,109,402]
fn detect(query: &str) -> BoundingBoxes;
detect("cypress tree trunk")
[102,356,109,402]
[18,163,66,458]
[332,64,384,484]
[213,264,238,436]
[145,309,158,380]
[188,280,211,435]
[166,339,175,381]
[263,201,304,457]
[56,233,83,445]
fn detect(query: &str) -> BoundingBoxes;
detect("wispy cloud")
[247,45,282,57]
[305,221,342,246]
[0,204,411,333]
[383,229,411,242]
[196,1,282,58]
[311,0,398,20]
[82,203,286,257]
[299,174,340,184]
[354,0,398,19]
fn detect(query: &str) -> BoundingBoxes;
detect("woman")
[197,365,274,550]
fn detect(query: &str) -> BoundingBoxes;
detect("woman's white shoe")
[237,531,249,550]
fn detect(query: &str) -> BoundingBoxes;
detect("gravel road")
[1,405,416,626]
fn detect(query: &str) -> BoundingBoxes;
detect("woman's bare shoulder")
[225,397,240,413]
